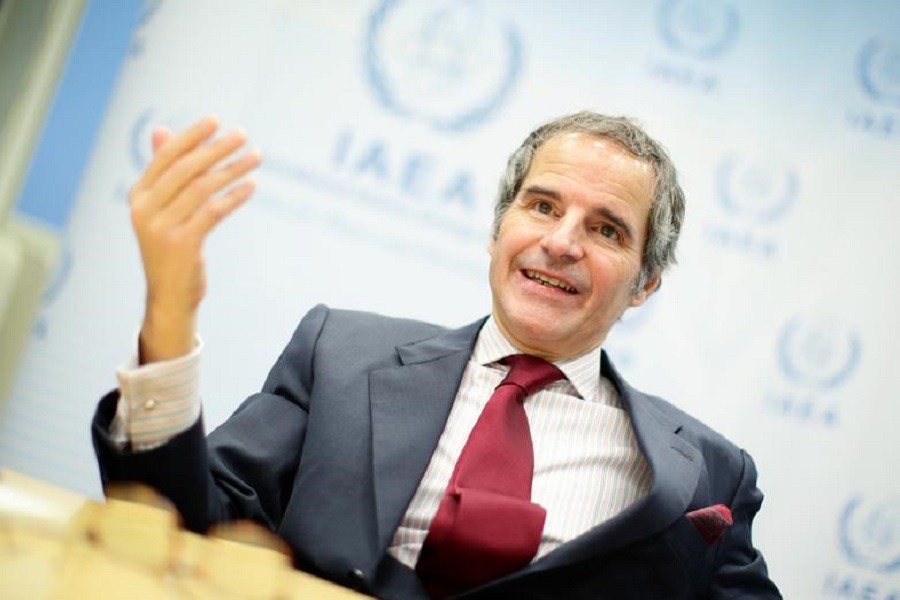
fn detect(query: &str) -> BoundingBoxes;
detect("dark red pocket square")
[685,504,733,544]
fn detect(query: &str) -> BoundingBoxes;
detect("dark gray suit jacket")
[93,304,781,599]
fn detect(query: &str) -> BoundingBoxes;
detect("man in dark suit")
[93,112,781,598]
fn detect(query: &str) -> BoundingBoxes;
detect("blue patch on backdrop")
[14,0,143,230]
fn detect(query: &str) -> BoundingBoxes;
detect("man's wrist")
[139,306,197,363]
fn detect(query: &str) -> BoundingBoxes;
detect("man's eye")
[534,200,553,214]
[598,224,619,240]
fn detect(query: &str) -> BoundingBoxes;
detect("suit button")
[348,568,365,589]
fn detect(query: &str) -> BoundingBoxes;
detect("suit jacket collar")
[368,317,488,563]
[367,317,702,583]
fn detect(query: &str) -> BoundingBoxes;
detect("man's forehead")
[536,132,652,171]
[524,133,656,198]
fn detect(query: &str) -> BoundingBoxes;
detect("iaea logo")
[716,155,798,224]
[840,497,900,573]
[778,318,860,390]
[858,39,900,107]
[128,0,163,57]
[364,0,522,132]
[658,0,739,59]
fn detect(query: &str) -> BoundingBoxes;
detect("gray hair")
[493,111,685,291]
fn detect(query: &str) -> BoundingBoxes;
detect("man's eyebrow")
[522,185,561,200]
[521,185,635,240]
[593,206,634,240]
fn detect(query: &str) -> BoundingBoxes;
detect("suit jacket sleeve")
[709,450,781,599]
[92,304,329,532]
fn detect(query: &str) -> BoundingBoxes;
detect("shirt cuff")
[111,335,203,450]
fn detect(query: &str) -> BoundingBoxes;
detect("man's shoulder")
[637,387,755,490]
[606,355,748,472]
[643,391,739,451]
[293,304,484,359]
[305,303,453,339]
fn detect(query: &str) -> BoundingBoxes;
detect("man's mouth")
[523,270,578,294]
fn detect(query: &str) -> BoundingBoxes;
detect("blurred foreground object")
[0,469,370,599]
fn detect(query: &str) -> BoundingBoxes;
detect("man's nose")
[539,216,585,262]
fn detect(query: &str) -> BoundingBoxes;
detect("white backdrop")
[2,1,900,597]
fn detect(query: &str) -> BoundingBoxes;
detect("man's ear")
[629,271,661,307]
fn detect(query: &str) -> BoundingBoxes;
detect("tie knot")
[499,354,565,397]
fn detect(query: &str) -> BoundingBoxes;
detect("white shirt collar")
[471,316,604,403]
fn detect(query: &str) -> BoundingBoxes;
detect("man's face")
[488,132,660,361]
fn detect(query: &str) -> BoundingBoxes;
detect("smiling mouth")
[523,270,578,294]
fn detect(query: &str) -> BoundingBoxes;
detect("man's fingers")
[146,129,249,213]
[190,179,257,235]
[162,149,262,225]
[137,115,219,189]
[152,126,174,154]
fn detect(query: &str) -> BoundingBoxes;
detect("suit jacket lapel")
[368,317,487,556]
[509,351,702,575]
[368,329,703,586]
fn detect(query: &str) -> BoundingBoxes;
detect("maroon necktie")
[416,354,564,598]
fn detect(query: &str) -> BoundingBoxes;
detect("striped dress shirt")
[387,318,651,568]
[113,317,651,568]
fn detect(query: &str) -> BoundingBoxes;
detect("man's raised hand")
[130,115,261,364]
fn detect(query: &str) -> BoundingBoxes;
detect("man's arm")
[93,116,263,528]
[93,305,329,532]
